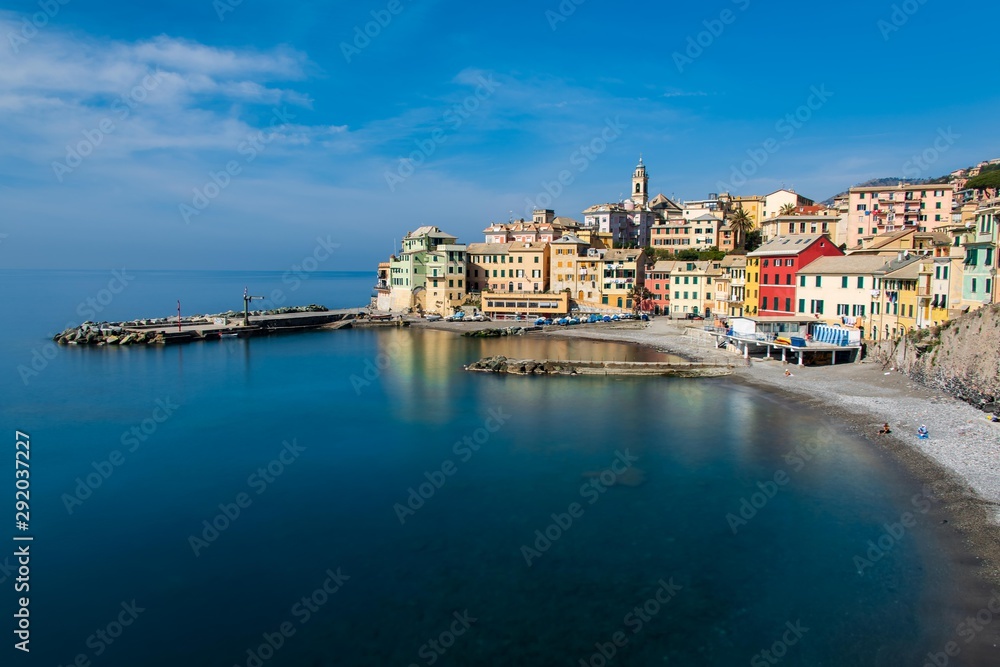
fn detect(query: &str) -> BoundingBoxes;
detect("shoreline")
[529,318,1000,584]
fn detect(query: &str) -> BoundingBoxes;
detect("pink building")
[847,184,955,249]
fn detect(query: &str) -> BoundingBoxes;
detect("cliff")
[871,305,1000,412]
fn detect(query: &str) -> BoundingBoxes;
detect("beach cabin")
[714,316,862,366]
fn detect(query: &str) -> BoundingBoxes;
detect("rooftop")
[747,234,833,257]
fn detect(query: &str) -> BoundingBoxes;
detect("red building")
[747,234,843,317]
[645,260,678,315]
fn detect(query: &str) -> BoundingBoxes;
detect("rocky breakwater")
[467,356,577,376]
[466,355,734,378]
[53,324,165,346]
[462,326,536,338]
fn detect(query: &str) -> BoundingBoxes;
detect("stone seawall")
[465,355,733,378]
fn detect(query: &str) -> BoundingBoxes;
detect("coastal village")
[373,158,1000,355]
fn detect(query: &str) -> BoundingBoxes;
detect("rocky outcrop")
[871,304,1000,412]
[462,327,529,338]
[52,325,164,346]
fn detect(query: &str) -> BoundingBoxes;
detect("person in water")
[879,423,891,435]
[917,425,929,439]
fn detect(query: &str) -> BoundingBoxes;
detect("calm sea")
[0,270,993,666]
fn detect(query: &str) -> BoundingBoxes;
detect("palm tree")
[779,203,797,216]
[627,284,653,314]
[729,208,754,250]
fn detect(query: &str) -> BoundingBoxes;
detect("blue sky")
[1,0,998,270]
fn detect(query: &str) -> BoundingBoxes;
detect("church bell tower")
[631,156,648,208]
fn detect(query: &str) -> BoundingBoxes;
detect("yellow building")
[871,255,923,340]
[549,234,601,306]
[744,256,761,316]
[507,242,550,293]
[423,244,468,315]
[482,291,569,320]
[732,195,765,227]
[600,249,646,312]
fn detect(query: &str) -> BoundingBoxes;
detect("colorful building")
[721,254,747,317]
[748,234,844,317]
[794,255,888,338]
[847,184,955,249]
[599,249,646,311]
[744,256,761,316]
[646,260,676,315]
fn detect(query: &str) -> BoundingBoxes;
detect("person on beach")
[784,369,793,377]
[879,423,891,435]
[917,425,929,439]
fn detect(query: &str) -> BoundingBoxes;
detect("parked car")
[471,314,487,322]
[424,314,442,321]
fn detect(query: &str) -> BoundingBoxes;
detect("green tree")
[744,230,763,253]
[779,203,797,216]
[627,284,653,314]
[965,170,1000,191]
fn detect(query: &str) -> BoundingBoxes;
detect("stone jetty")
[465,355,734,377]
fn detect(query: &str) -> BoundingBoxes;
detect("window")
[763,259,769,267]
[799,276,806,287]
[857,276,864,289]
[973,279,978,292]
[841,276,848,288]
[448,279,454,287]
[798,298,805,313]
[908,305,913,318]
[810,299,824,314]
[773,297,779,310]
[988,279,994,295]
[816,276,822,287]
[786,274,792,285]
[763,274,769,284]
[785,298,791,312]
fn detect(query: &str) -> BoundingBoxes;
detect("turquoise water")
[0,270,992,665]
